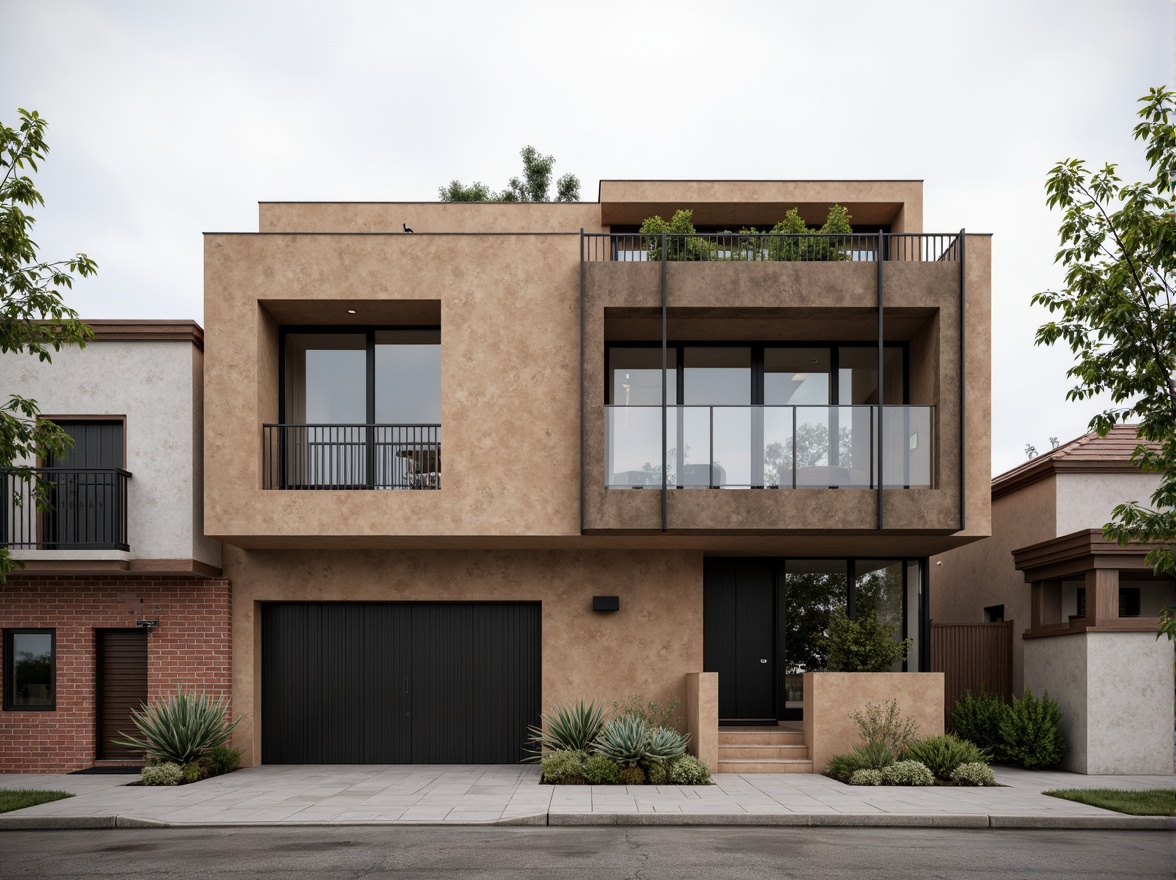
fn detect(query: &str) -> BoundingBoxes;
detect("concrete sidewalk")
[0,765,1170,830]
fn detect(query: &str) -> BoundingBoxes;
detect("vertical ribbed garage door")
[261,602,541,764]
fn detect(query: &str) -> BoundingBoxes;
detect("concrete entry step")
[717,758,815,774]
[718,730,805,746]
[719,743,809,760]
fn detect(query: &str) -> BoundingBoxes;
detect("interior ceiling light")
[347,309,357,315]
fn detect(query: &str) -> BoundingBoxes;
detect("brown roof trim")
[8,557,221,578]
[1012,528,1164,580]
[83,320,204,350]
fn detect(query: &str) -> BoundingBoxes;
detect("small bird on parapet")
[403,223,414,233]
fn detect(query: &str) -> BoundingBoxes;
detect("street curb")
[0,812,1170,831]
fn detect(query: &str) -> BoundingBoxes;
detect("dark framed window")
[4,629,56,710]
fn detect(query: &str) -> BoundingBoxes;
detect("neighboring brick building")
[0,322,226,772]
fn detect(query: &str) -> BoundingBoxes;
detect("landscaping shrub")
[851,700,919,759]
[950,690,1008,759]
[619,765,645,786]
[645,726,688,765]
[824,609,911,672]
[593,716,649,768]
[540,750,588,784]
[1000,688,1066,770]
[141,762,183,786]
[583,754,621,785]
[951,762,996,786]
[824,741,895,782]
[205,744,243,777]
[114,690,240,766]
[900,734,991,781]
[610,695,681,730]
[880,760,934,786]
[849,769,884,786]
[667,756,711,785]
[526,700,605,760]
[645,761,668,785]
[181,761,207,784]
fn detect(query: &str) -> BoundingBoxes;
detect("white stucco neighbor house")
[931,425,1174,775]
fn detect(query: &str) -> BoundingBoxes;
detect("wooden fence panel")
[930,621,1013,725]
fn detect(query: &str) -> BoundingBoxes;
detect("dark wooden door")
[261,602,541,764]
[45,421,123,549]
[704,558,779,722]
[96,630,148,761]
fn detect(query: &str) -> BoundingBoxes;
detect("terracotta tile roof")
[992,424,1157,498]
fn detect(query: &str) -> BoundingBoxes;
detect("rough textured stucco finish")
[685,671,719,771]
[802,672,945,772]
[0,340,220,567]
[1055,472,1162,536]
[259,202,606,234]
[1024,632,1174,774]
[204,233,582,541]
[930,476,1057,693]
[225,546,703,766]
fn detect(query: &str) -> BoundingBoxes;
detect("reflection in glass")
[683,347,750,405]
[10,632,52,707]
[783,561,848,708]
[608,347,677,406]
[284,334,366,424]
[856,560,906,672]
[375,330,441,424]
[764,349,830,405]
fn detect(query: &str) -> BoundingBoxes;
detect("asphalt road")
[0,826,1168,879]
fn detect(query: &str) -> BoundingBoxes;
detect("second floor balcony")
[263,424,441,490]
[1,468,131,551]
[606,404,934,490]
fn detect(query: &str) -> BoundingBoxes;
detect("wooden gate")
[930,621,1013,724]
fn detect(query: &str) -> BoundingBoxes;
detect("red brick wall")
[0,576,232,773]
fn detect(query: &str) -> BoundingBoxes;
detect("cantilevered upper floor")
[202,180,989,555]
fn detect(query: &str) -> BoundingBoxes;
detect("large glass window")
[276,327,440,489]
[783,560,848,710]
[4,630,55,710]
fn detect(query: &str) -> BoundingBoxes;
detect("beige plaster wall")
[226,546,703,765]
[802,671,945,771]
[1,339,219,567]
[1055,472,1163,536]
[1023,632,1173,774]
[685,671,719,772]
[204,233,583,541]
[259,201,606,234]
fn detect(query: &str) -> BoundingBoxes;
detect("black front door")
[703,558,780,721]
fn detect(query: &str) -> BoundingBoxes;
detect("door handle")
[760,659,768,663]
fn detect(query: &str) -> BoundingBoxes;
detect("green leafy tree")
[1,109,96,581]
[439,145,580,203]
[1030,86,1175,638]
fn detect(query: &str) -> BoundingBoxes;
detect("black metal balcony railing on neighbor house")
[582,232,962,263]
[606,405,934,490]
[1,468,131,550]
[263,424,442,490]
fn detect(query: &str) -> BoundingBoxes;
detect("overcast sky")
[2,0,1172,476]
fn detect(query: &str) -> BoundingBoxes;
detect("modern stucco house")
[0,321,227,772]
[201,180,992,770]
[931,426,1174,774]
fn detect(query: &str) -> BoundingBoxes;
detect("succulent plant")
[525,700,606,761]
[645,726,688,764]
[592,716,649,768]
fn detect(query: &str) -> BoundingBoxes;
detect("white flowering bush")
[141,762,183,786]
[880,760,934,786]
[849,768,884,786]
[950,762,996,786]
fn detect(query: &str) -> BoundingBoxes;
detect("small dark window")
[1076,588,1086,619]
[4,629,55,710]
[984,604,1005,623]
[1119,588,1141,618]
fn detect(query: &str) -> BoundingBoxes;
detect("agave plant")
[592,716,648,768]
[645,726,688,764]
[525,700,605,761]
[113,689,240,765]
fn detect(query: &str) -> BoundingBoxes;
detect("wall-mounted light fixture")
[135,619,159,629]
[592,596,620,613]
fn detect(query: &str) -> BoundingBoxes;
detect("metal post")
[579,229,585,534]
[958,229,966,530]
[661,231,668,531]
[877,230,885,529]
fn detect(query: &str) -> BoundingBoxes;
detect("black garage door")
[261,602,541,764]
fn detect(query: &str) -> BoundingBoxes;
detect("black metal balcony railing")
[263,424,441,490]
[582,232,961,263]
[606,405,933,490]
[1,468,131,550]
